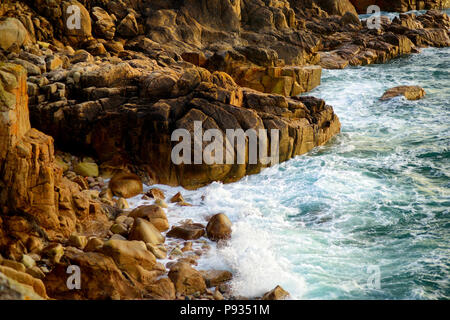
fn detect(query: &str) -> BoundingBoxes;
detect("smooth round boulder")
[109,172,143,198]
[0,18,29,51]
[168,262,206,295]
[129,205,169,232]
[206,213,232,241]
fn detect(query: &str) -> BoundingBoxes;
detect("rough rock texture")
[0,63,108,257]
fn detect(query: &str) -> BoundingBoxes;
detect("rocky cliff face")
[0,0,449,300]
[2,0,449,189]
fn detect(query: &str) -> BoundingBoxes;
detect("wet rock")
[206,214,232,241]
[200,270,233,288]
[167,223,205,241]
[146,188,165,200]
[262,285,290,300]
[381,85,426,100]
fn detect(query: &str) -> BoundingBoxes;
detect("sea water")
[129,46,449,300]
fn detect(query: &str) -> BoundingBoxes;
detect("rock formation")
[0,0,449,300]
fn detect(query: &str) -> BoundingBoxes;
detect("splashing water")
[131,47,450,299]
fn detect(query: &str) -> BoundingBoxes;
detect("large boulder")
[206,213,232,241]
[168,262,207,295]
[44,247,139,299]
[0,18,30,51]
[109,172,143,198]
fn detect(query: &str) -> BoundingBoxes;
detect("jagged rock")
[91,6,116,40]
[381,85,426,100]
[145,277,176,300]
[0,63,108,247]
[45,247,139,299]
[262,285,290,300]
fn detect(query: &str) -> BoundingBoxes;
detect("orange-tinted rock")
[380,85,426,101]
[206,214,232,241]
[109,172,143,198]
[168,262,206,295]
[129,205,169,232]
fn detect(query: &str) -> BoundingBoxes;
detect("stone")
[100,239,163,286]
[42,244,64,264]
[380,85,426,101]
[0,266,47,299]
[109,172,143,198]
[213,287,224,300]
[116,197,129,209]
[83,237,104,252]
[45,247,139,299]
[110,223,128,236]
[206,214,232,241]
[92,6,116,40]
[167,224,205,241]
[129,205,169,232]
[0,18,29,51]
[200,270,233,288]
[0,272,44,300]
[170,192,185,203]
[146,277,176,300]
[146,188,165,200]
[168,262,207,295]
[117,13,139,38]
[128,218,165,245]
[146,243,167,259]
[67,235,88,250]
[73,161,99,177]
[62,1,92,45]
[262,285,290,300]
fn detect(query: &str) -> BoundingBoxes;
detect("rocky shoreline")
[0,0,449,300]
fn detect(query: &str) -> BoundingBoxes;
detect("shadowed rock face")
[2,1,450,191]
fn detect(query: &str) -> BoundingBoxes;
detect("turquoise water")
[192,47,450,300]
[134,47,449,300]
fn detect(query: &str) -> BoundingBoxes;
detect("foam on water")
[130,47,450,299]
